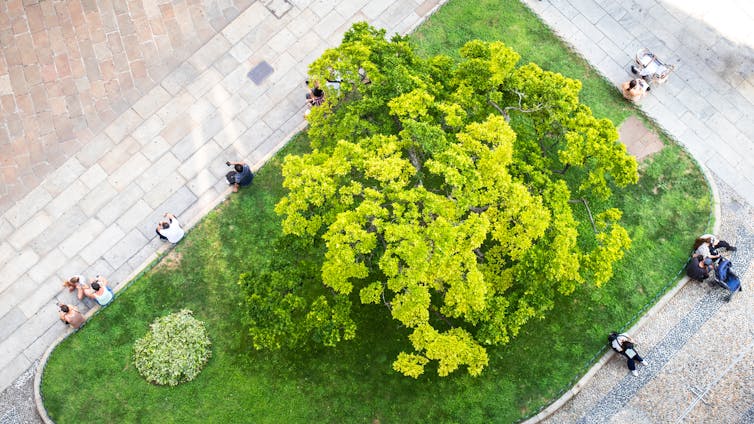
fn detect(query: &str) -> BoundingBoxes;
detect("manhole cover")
[248,61,274,85]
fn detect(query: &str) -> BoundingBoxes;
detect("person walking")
[621,78,650,101]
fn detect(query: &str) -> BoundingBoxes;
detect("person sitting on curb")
[58,303,85,329]
[686,255,713,282]
[62,274,87,293]
[608,332,648,377]
[621,78,650,102]
[80,276,114,307]
[225,160,254,193]
[692,234,736,260]
[156,212,185,243]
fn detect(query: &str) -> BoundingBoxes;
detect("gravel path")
[0,363,39,424]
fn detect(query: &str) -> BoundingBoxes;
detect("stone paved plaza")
[1,0,753,422]
[0,0,256,211]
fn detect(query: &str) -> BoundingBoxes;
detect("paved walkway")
[0,0,446,409]
[521,0,754,422]
[0,0,255,211]
[525,0,754,206]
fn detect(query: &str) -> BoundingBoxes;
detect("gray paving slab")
[0,355,31,395]
[7,212,52,251]
[18,289,60,326]
[0,251,38,294]
[41,158,87,200]
[4,187,52,229]
[75,134,117,169]
[58,217,106,258]
[26,249,68,285]
[27,205,89,258]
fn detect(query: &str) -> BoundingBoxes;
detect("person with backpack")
[608,332,648,377]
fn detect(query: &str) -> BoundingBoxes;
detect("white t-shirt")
[160,218,185,243]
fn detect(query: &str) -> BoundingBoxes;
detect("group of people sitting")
[685,234,737,281]
[58,159,257,330]
[609,233,737,377]
[59,274,115,329]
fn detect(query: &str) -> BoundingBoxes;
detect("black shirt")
[686,256,709,281]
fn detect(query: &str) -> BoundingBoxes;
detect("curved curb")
[33,242,176,424]
[523,158,722,423]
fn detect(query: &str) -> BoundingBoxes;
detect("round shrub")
[133,310,212,386]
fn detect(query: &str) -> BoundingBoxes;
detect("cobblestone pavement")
[0,0,446,421]
[520,0,754,422]
[0,0,255,212]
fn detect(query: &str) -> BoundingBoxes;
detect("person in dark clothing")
[225,160,254,193]
[608,332,648,377]
[305,79,325,106]
[686,255,713,281]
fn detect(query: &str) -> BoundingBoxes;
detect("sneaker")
[641,359,649,366]
[630,65,639,74]
[632,370,639,377]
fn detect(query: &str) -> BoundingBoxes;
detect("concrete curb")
[523,149,722,424]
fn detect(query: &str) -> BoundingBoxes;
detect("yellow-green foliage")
[271,23,638,378]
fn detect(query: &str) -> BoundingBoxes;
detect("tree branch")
[569,198,597,233]
[430,306,453,328]
[553,163,571,175]
[488,98,509,121]
[489,90,545,122]
[407,147,422,173]
[473,248,485,262]
[381,290,392,311]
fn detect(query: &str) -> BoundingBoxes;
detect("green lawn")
[41,1,711,422]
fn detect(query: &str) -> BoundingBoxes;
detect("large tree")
[244,23,637,378]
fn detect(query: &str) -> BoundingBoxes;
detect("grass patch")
[41,1,710,422]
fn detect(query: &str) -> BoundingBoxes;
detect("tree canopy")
[243,23,637,378]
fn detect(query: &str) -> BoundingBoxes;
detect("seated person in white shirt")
[155,212,185,243]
